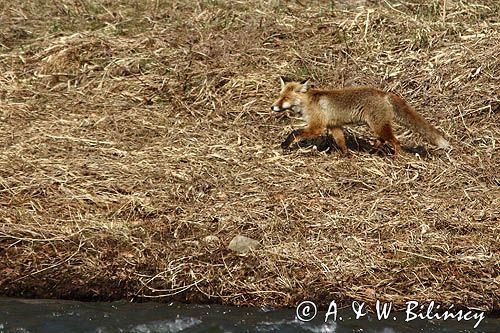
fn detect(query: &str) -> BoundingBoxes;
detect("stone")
[228,235,260,254]
[203,235,221,243]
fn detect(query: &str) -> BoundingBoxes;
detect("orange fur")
[272,80,449,155]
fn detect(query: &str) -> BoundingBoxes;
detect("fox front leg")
[329,126,348,154]
[281,129,304,149]
[280,127,322,150]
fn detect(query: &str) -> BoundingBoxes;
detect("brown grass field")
[0,0,499,312]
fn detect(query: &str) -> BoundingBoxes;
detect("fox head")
[271,78,310,113]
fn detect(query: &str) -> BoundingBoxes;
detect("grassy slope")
[0,0,499,311]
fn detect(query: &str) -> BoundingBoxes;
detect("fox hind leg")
[371,123,401,155]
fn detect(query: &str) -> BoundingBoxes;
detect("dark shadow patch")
[402,144,429,157]
[294,132,431,157]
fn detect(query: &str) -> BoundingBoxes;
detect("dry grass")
[0,0,499,312]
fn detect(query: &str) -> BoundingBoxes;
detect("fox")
[271,78,450,155]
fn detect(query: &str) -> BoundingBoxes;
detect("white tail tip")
[436,137,450,149]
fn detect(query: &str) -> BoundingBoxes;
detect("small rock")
[228,235,260,254]
[203,235,220,243]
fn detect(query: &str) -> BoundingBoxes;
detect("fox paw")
[280,141,290,150]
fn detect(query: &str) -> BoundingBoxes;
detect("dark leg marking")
[281,129,305,149]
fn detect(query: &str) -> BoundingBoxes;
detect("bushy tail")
[389,93,450,149]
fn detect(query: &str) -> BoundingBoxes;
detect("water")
[0,297,498,333]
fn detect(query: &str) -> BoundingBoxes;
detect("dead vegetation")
[0,0,499,312]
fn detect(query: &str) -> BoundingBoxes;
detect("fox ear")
[299,79,310,93]
[279,76,285,89]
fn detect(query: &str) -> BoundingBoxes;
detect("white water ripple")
[129,317,202,333]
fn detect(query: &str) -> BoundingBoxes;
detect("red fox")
[271,78,450,155]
